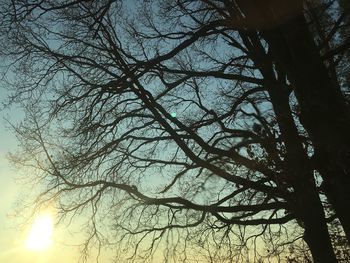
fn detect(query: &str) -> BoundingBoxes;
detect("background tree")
[0,0,349,262]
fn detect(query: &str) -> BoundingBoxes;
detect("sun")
[25,214,54,251]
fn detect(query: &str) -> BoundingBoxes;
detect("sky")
[0,90,106,263]
[0,2,312,262]
[1,86,271,263]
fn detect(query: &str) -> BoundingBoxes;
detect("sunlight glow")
[25,214,54,251]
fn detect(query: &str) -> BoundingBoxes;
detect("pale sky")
[0,88,198,263]
[0,91,109,263]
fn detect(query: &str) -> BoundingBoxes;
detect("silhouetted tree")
[1,0,349,262]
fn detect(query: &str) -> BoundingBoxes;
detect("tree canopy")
[1,0,349,262]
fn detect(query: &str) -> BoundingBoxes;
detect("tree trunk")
[298,184,338,263]
[257,55,337,262]
[269,89,338,262]
[260,1,350,243]
[320,170,350,242]
[228,1,347,257]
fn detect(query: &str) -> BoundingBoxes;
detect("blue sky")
[0,89,97,262]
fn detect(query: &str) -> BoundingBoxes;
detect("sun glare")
[25,214,54,251]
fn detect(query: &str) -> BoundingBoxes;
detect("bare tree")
[1,0,349,262]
